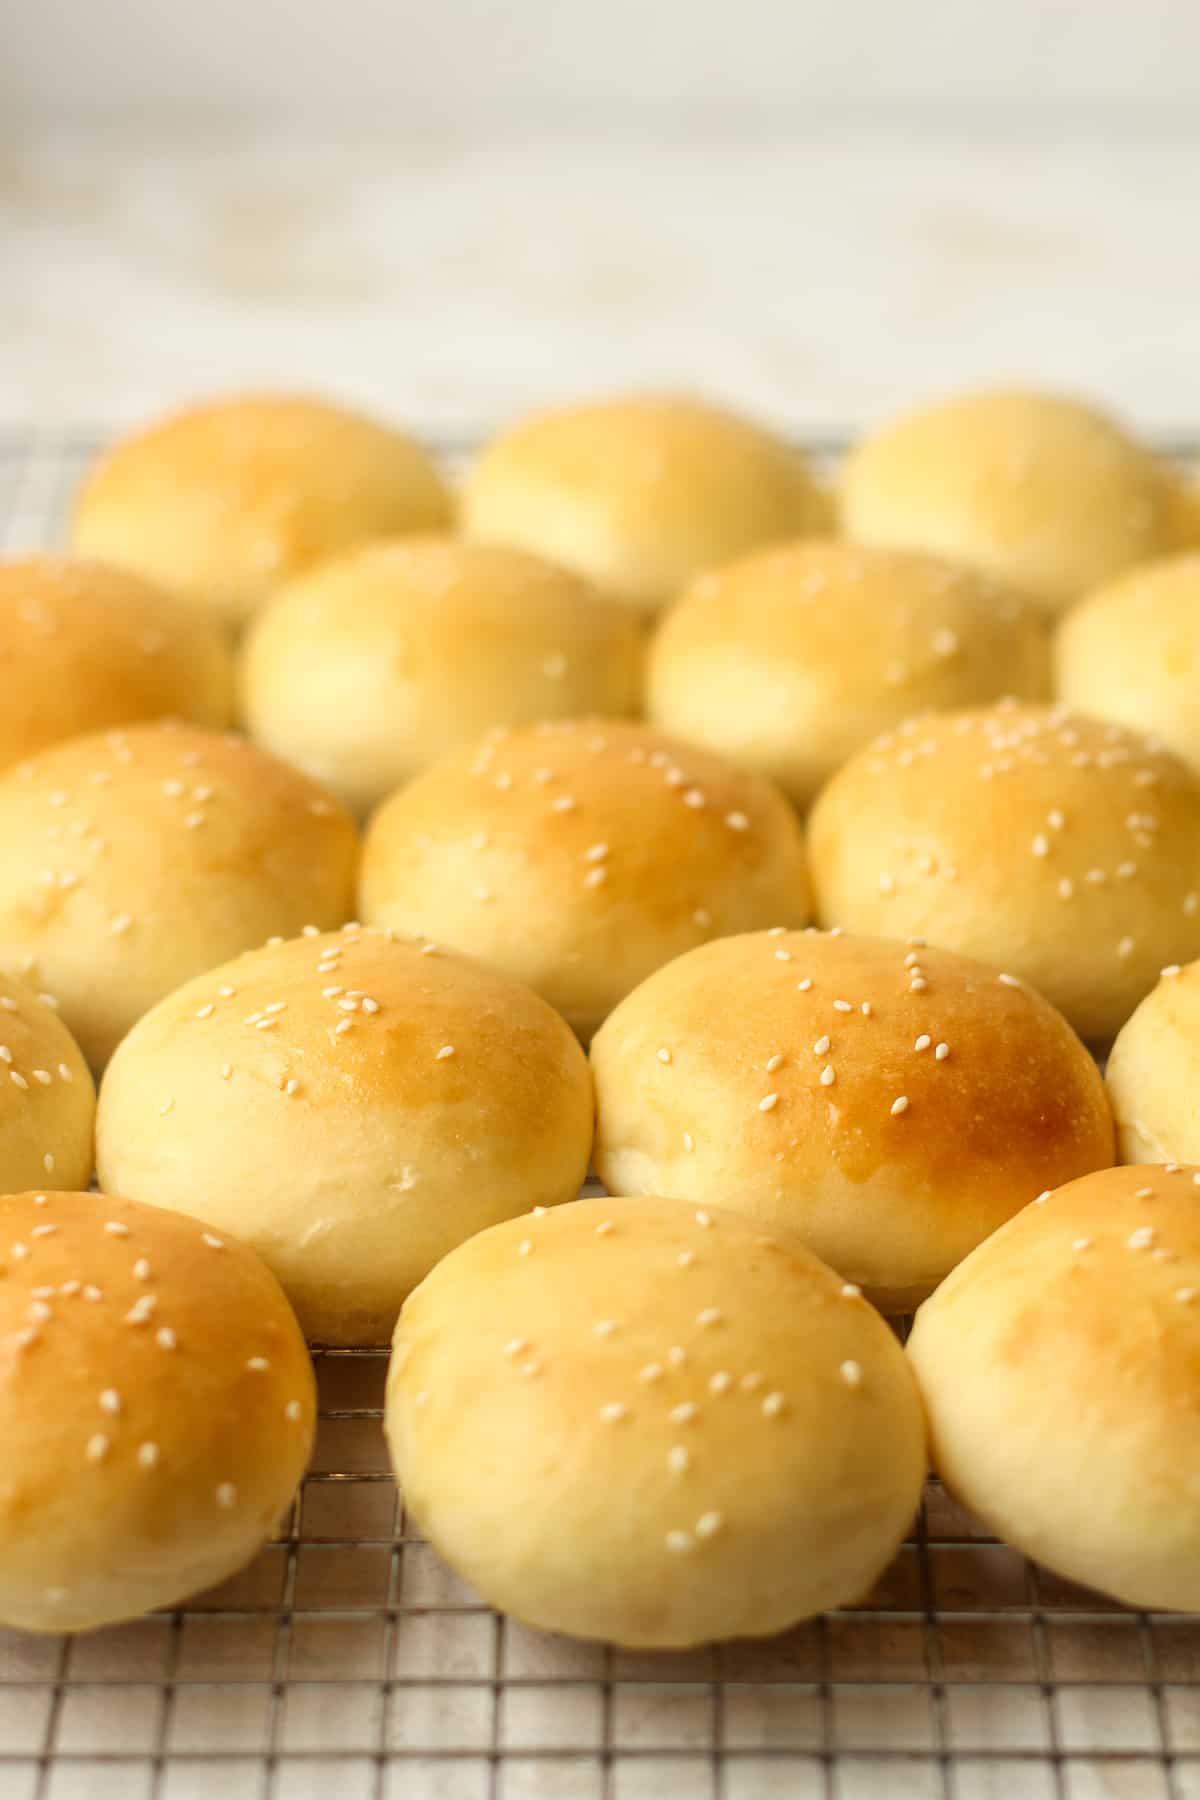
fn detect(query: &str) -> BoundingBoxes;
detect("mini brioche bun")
[71,393,452,632]
[591,930,1113,1310]
[461,393,821,616]
[96,927,594,1346]
[240,537,643,815]
[1106,960,1200,1164]
[840,387,1173,614]
[359,719,811,1040]
[648,539,1050,807]
[0,723,358,1068]
[0,1190,315,1633]
[808,703,1200,1043]
[1056,553,1200,771]
[0,556,233,771]
[0,974,94,1193]
[387,1195,925,1648]
[908,1164,1200,1611]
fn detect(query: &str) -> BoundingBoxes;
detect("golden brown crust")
[359,719,811,1039]
[0,557,233,770]
[808,703,1200,1043]
[96,927,594,1345]
[1056,552,1200,771]
[840,387,1173,613]
[1106,960,1200,1163]
[240,537,643,814]
[461,392,819,615]
[908,1164,1200,1611]
[72,393,451,630]
[648,539,1050,806]
[0,723,358,1068]
[591,930,1113,1309]
[0,975,94,1193]
[0,1190,314,1632]
[387,1195,925,1647]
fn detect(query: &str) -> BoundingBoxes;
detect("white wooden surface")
[2,129,1200,436]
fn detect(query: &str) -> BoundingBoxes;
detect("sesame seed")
[216,1483,237,1510]
[890,1096,910,1116]
[195,1003,215,1020]
[695,1511,724,1538]
[667,1446,690,1473]
[997,973,1021,988]
[682,1131,696,1152]
[840,1361,863,1388]
[82,1285,102,1302]
[360,997,380,1015]
[31,1069,51,1086]
[1073,1237,1093,1252]
[27,1300,51,1322]
[820,1066,836,1086]
[30,1223,56,1238]
[99,1389,121,1414]
[761,1392,786,1418]
[599,1403,628,1423]
[683,789,706,809]
[125,1296,156,1324]
[709,1371,732,1394]
[934,1043,950,1060]
[220,1063,233,1080]
[246,1357,270,1371]
[285,1401,303,1421]
[518,1240,533,1257]
[670,1403,698,1424]
[774,949,792,962]
[797,977,813,992]
[595,1221,614,1236]
[914,1034,931,1052]
[1033,1191,1052,1205]
[841,1284,862,1299]
[1136,1187,1155,1199]
[202,1234,225,1250]
[8,1072,27,1091]
[726,811,750,831]
[86,1434,109,1463]
[678,1251,695,1268]
[693,908,712,928]
[1031,834,1050,857]
[665,1530,694,1553]
[550,795,576,813]
[909,977,928,993]
[813,1035,831,1056]
[585,842,609,862]
[1128,1227,1157,1250]
[758,1093,779,1113]
[503,1337,527,1358]
[696,1308,722,1327]
[104,1221,129,1237]
[593,1319,619,1338]
[156,1327,177,1350]
[833,999,853,1013]
[1163,965,1183,979]
[1177,1288,1197,1304]
[740,1371,764,1390]
[667,1346,687,1367]
[137,1443,160,1469]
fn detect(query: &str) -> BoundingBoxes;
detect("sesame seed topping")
[997,973,1021,988]
[820,1066,836,1087]
[1177,1288,1197,1304]
[1033,1191,1052,1205]
[667,1346,686,1367]
[156,1327,177,1350]
[934,1043,950,1060]
[503,1337,527,1357]
[841,1284,862,1299]
[665,1530,693,1553]
[682,1131,695,1152]
[104,1221,129,1237]
[657,1047,672,1064]
[909,977,928,993]
[599,1402,628,1423]
[595,1221,614,1236]
[285,1401,303,1421]
[216,1483,237,1509]
[1128,1227,1157,1251]
[696,1308,722,1327]
[137,1443,160,1469]
[740,1371,764,1390]
[1136,1187,1155,1199]
[202,1233,225,1250]
[709,1371,732,1394]
[797,977,813,992]
[678,1250,695,1268]
[758,1093,779,1113]
[667,1446,690,1473]
[518,1240,533,1256]
[726,811,750,831]
[86,1434,109,1463]
[833,999,853,1013]
[30,1224,56,1238]
[890,1096,910,1116]
[246,1357,270,1371]
[1073,1237,1093,1252]
[813,1035,831,1056]
[761,1392,786,1418]
[840,1361,863,1387]
[914,1034,931,1052]
[1163,965,1183,979]
[593,1319,619,1338]
[670,1402,698,1424]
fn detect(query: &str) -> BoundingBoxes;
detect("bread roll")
[0,556,233,771]
[840,388,1173,614]
[461,393,820,616]
[0,723,357,1067]
[359,720,811,1040]
[72,394,451,631]
[1057,553,1200,770]
[96,926,593,1345]
[648,540,1050,807]
[387,1195,925,1647]
[0,975,94,1193]
[1106,960,1200,1164]
[591,930,1112,1309]
[908,1164,1200,1611]
[241,538,642,815]
[808,703,1200,1042]
[0,1189,314,1632]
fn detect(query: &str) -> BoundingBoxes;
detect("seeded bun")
[241,538,642,815]
[0,1189,315,1633]
[96,927,594,1345]
[0,556,233,771]
[808,704,1200,1043]
[387,1195,925,1648]
[359,720,811,1040]
[0,975,94,1192]
[0,724,357,1068]
[840,388,1173,614]
[908,1164,1200,1611]
[72,394,451,632]
[591,931,1113,1310]
[461,393,820,616]
[648,540,1050,807]
[1106,960,1200,1164]
[1056,553,1200,771]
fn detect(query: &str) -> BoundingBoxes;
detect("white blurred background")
[2,0,1199,435]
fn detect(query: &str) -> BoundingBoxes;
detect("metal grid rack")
[2,430,1200,1800]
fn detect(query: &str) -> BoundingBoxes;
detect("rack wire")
[2,430,1200,1800]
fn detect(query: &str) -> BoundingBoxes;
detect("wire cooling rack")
[3,430,1200,1800]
